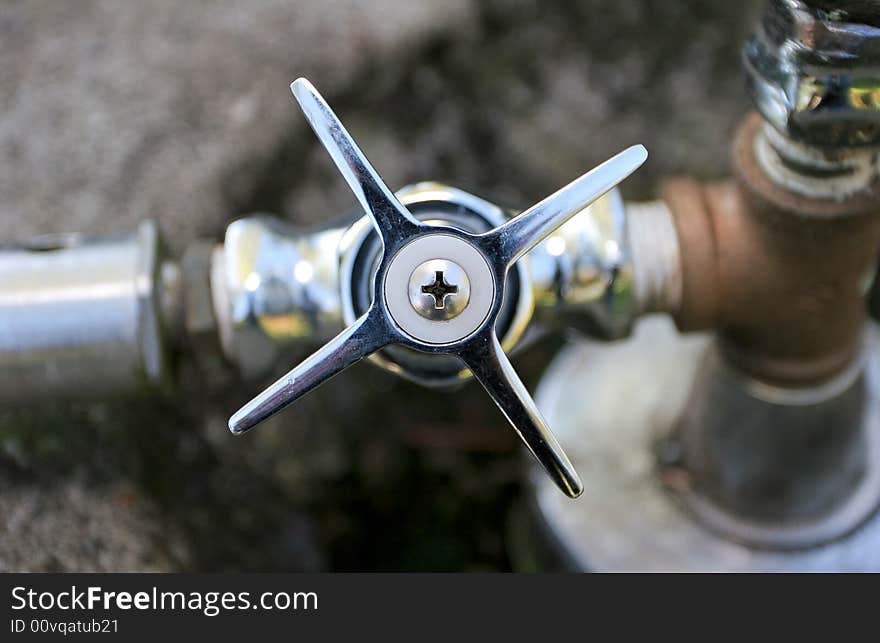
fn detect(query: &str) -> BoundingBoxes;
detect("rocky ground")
[0,0,760,571]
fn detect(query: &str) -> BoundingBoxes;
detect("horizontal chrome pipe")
[0,221,169,400]
[0,185,682,397]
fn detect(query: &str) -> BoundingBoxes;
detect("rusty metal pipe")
[665,113,880,387]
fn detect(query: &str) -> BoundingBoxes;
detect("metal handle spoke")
[229,309,390,435]
[460,333,583,498]
[486,145,647,267]
[290,78,422,242]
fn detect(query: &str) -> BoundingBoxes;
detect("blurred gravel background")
[0,0,759,571]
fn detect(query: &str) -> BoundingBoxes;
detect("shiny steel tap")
[228,77,647,498]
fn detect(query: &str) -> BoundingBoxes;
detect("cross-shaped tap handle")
[228,78,647,498]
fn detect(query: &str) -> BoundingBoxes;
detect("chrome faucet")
[225,79,648,498]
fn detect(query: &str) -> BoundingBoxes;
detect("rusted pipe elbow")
[663,113,880,386]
